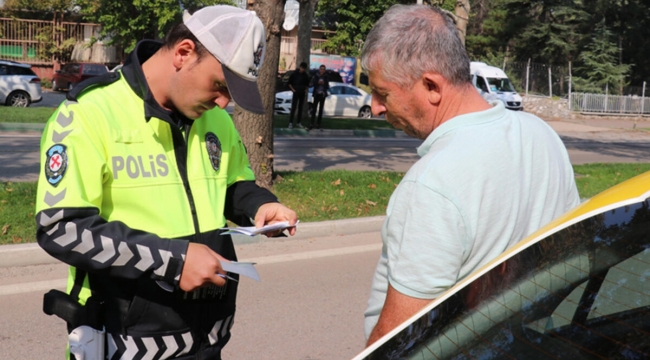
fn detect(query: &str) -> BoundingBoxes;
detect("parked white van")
[470,61,523,111]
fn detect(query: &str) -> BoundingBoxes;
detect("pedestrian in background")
[308,64,330,131]
[361,4,580,346]
[35,5,297,359]
[287,62,310,129]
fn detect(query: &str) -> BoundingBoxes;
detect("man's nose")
[214,95,231,110]
[371,96,386,117]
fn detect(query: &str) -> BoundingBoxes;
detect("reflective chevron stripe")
[113,242,134,266]
[92,235,116,263]
[208,314,234,346]
[42,209,168,274]
[135,244,154,271]
[44,189,66,206]
[72,229,94,254]
[53,222,76,247]
[39,210,64,227]
[153,249,173,277]
[107,331,194,360]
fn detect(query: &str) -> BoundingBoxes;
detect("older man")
[362,4,580,346]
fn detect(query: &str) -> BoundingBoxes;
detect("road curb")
[0,216,385,268]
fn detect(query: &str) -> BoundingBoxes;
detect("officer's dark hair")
[163,23,209,62]
[299,62,307,69]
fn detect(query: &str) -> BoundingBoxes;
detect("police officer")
[35,5,297,359]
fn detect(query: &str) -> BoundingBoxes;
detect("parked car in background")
[52,62,109,92]
[276,68,343,93]
[0,60,42,107]
[354,171,650,360]
[275,82,372,118]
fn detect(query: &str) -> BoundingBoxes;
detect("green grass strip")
[3,165,650,245]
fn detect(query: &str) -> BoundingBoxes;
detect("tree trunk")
[455,0,470,46]
[233,0,286,190]
[296,0,318,121]
[296,0,317,67]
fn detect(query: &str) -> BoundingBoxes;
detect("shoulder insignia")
[205,132,222,172]
[44,144,68,187]
[67,71,121,101]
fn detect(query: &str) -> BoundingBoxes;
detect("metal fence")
[505,61,570,98]
[0,17,116,64]
[570,92,649,115]
[501,60,649,116]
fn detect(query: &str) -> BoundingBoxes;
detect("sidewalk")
[0,216,385,268]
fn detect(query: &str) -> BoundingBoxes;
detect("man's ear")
[172,39,196,70]
[422,73,445,105]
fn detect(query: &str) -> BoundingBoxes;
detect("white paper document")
[219,221,299,236]
[221,261,261,282]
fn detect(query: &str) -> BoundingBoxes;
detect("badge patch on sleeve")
[205,132,222,171]
[44,144,68,187]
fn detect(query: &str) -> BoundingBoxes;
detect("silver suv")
[0,60,43,107]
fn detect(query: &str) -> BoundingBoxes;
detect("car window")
[83,64,108,75]
[342,87,361,96]
[476,76,489,93]
[486,77,516,92]
[8,66,35,76]
[329,86,343,95]
[360,200,650,360]
[70,64,80,74]
[0,65,7,76]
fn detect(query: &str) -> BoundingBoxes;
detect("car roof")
[354,170,650,358]
[0,60,31,68]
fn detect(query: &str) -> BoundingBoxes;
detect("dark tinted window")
[342,87,361,96]
[360,72,369,86]
[475,75,489,93]
[365,200,650,360]
[82,64,108,75]
[329,86,343,95]
[8,65,36,76]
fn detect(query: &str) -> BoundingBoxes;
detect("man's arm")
[366,284,433,346]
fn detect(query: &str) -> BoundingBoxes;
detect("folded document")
[219,221,299,236]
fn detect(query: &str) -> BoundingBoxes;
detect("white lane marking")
[0,244,381,296]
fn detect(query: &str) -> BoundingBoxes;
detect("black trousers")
[289,91,305,124]
[311,94,326,128]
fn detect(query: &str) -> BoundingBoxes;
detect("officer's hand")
[254,202,298,237]
[179,243,227,291]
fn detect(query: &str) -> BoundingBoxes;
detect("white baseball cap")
[184,6,266,114]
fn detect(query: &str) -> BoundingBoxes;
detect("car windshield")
[486,77,516,92]
[360,199,650,359]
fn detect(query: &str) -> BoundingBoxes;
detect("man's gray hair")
[361,4,470,88]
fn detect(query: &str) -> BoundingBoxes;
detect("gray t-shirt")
[364,102,580,338]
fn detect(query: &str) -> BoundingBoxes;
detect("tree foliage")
[465,0,646,89]
[74,0,233,52]
[315,0,456,57]
[573,22,631,94]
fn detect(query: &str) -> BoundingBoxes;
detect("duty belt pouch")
[43,289,106,360]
